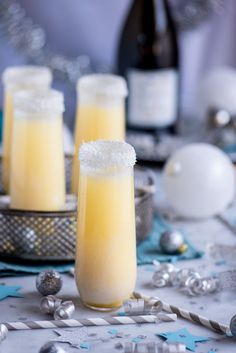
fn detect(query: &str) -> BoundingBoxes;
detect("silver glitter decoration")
[36,270,62,296]
[124,342,186,353]
[0,324,8,344]
[54,301,75,320]
[123,298,163,315]
[159,231,187,254]
[39,342,67,353]
[207,242,236,264]
[230,315,236,337]
[152,263,221,296]
[219,270,236,291]
[40,295,62,315]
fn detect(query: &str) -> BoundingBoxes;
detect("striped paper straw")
[133,292,230,334]
[3,315,158,331]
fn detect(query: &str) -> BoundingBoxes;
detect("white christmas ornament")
[163,143,236,219]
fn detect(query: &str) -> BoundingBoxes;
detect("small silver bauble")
[0,324,8,343]
[36,270,62,296]
[230,314,236,337]
[159,231,187,254]
[54,301,75,320]
[40,295,62,314]
[39,342,67,353]
[208,108,232,129]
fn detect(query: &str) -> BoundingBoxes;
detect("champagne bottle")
[117,0,179,132]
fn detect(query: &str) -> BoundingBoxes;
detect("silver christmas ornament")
[159,231,187,254]
[230,315,236,338]
[54,301,75,320]
[0,324,8,344]
[39,342,67,353]
[36,270,62,296]
[40,295,62,314]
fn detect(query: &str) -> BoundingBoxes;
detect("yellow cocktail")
[2,66,52,192]
[71,74,128,194]
[10,90,65,211]
[75,140,137,310]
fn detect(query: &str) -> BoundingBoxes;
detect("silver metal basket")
[0,158,155,261]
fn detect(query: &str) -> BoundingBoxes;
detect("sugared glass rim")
[2,66,52,88]
[77,74,128,98]
[14,89,64,114]
[79,140,136,175]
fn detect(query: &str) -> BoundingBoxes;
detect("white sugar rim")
[79,140,136,173]
[14,89,64,114]
[77,74,128,98]
[2,66,52,87]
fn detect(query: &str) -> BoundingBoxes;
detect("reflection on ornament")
[159,231,187,254]
[230,315,236,337]
[39,342,67,353]
[163,143,235,219]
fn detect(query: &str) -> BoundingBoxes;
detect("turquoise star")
[158,328,209,352]
[0,284,23,300]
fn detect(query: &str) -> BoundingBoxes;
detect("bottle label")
[128,68,178,128]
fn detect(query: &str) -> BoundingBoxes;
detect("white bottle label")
[128,68,178,128]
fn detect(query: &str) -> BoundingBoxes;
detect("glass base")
[83,300,123,312]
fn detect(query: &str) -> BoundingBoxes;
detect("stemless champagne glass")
[2,66,52,192]
[10,89,65,211]
[75,140,137,310]
[71,74,128,194]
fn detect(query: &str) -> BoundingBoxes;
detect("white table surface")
[1,172,236,352]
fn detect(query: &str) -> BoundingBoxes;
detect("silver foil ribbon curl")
[124,342,186,353]
[152,263,221,296]
[123,298,163,315]
[40,295,75,320]
[0,324,8,344]
[54,301,75,320]
[40,295,62,314]
[123,299,177,322]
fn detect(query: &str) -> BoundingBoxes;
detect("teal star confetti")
[158,328,209,352]
[108,329,118,335]
[0,284,23,300]
[79,342,90,350]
